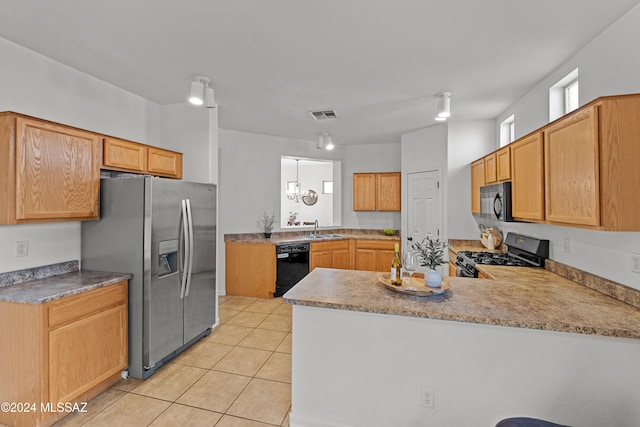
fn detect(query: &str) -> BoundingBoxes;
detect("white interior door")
[406,170,442,252]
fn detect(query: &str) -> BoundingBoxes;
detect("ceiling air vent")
[309,110,337,120]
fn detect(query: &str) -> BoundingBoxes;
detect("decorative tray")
[378,273,450,296]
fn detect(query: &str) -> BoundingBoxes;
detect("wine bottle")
[390,243,402,286]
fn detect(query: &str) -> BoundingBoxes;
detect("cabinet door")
[310,250,331,271]
[148,147,183,179]
[355,249,378,271]
[375,249,396,273]
[377,172,401,211]
[103,137,147,172]
[49,303,127,404]
[511,132,545,221]
[496,146,511,181]
[16,118,101,221]
[226,242,276,298]
[544,106,600,227]
[470,159,485,214]
[353,173,377,211]
[331,249,351,269]
[484,153,497,184]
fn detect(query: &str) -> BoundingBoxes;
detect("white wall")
[493,3,640,289]
[400,124,447,250]
[342,143,401,230]
[291,305,640,427]
[447,120,496,239]
[0,36,216,273]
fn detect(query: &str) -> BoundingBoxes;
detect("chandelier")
[286,159,302,202]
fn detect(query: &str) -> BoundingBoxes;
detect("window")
[549,68,579,121]
[500,115,515,147]
[565,79,579,113]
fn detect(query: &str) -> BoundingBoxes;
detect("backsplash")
[545,259,640,310]
[0,260,79,287]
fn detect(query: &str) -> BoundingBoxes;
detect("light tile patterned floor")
[52,296,292,427]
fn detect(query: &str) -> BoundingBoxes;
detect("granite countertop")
[284,267,640,339]
[225,229,401,245]
[0,270,131,304]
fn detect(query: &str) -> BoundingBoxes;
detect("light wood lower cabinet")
[0,281,128,427]
[226,242,276,298]
[354,240,397,272]
[310,240,350,270]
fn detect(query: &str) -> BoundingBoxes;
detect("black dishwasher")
[275,242,310,297]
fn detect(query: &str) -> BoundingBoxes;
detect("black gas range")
[455,232,549,278]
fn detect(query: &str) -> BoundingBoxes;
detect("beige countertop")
[284,267,640,339]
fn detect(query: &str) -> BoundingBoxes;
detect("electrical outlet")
[563,238,570,253]
[632,254,640,274]
[420,386,434,408]
[16,241,28,257]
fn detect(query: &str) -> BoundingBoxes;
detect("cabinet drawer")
[355,239,397,251]
[48,281,127,328]
[310,239,349,252]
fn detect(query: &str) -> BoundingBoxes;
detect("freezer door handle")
[184,198,194,297]
[180,199,189,299]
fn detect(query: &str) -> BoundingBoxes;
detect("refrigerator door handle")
[180,199,189,299]
[185,198,195,297]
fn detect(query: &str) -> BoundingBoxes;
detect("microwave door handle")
[179,199,189,299]
[493,193,503,220]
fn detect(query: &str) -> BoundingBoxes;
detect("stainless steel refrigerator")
[81,176,217,379]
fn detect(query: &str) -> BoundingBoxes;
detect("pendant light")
[286,159,302,203]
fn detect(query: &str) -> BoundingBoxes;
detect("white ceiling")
[1,0,638,145]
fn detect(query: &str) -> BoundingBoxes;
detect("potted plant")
[260,211,277,238]
[411,237,447,288]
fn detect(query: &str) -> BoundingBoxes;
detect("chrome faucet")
[314,219,319,236]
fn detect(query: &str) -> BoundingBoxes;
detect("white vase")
[425,269,442,288]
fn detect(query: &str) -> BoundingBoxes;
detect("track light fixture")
[189,76,217,108]
[436,92,451,120]
[316,133,335,150]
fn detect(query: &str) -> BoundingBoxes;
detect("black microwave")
[474,182,515,222]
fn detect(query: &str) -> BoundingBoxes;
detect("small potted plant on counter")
[260,211,277,238]
[412,237,447,287]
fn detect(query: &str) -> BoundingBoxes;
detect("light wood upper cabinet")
[353,172,401,211]
[484,153,497,184]
[0,113,101,224]
[470,159,485,214]
[103,137,183,179]
[496,146,511,181]
[353,173,378,211]
[103,137,147,172]
[543,96,640,230]
[511,132,545,222]
[225,242,276,298]
[544,105,600,227]
[147,146,183,178]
